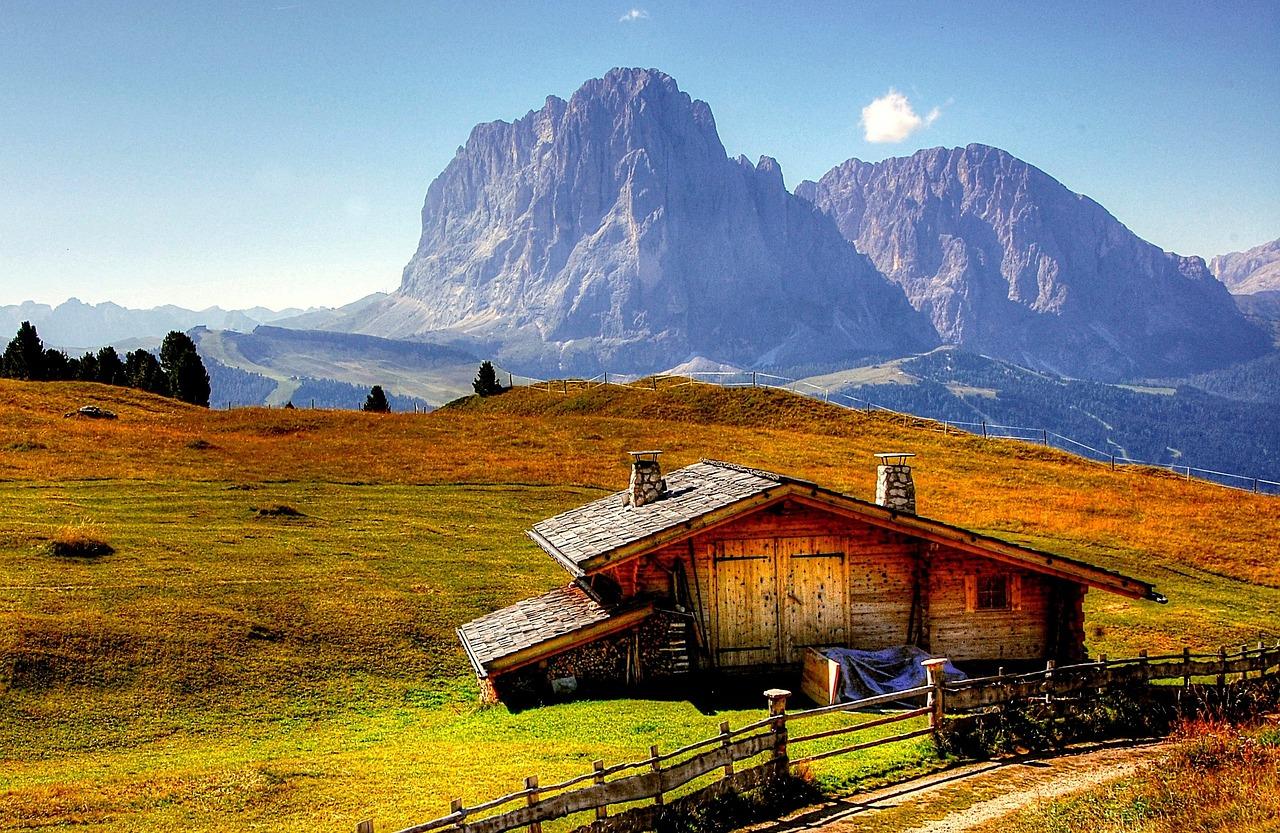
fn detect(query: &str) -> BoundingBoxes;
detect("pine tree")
[159,331,210,406]
[363,385,390,413]
[472,360,505,396]
[77,352,100,382]
[95,346,126,386]
[42,348,72,381]
[2,322,47,380]
[125,349,169,395]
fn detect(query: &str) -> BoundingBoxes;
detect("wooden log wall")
[599,500,1100,670]
[927,546,1052,662]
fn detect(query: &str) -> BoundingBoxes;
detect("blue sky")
[2,1,1277,310]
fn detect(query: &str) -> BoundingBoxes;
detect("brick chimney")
[875,452,916,514]
[626,450,667,507]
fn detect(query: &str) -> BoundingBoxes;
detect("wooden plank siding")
[599,499,1086,670]
[927,546,1052,662]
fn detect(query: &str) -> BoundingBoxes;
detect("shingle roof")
[457,583,615,673]
[529,460,804,573]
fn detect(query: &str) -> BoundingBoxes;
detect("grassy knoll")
[1,378,1277,831]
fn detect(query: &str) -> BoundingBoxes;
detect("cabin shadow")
[500,670,819,715]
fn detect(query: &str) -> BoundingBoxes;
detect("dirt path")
[750,738,1169,833]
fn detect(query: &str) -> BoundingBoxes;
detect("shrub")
[253,504,303,518]
[49,526,114,558]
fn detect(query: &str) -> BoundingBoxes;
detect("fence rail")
[512,371,1280,496]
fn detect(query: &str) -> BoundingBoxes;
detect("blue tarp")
[821,645,968,704]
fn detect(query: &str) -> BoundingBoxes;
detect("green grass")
[0,480,936,831]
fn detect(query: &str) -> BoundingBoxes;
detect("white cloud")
[860,89,941,143]
[619,8,649,22]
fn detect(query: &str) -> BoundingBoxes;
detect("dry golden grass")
[5,378,1277,595]
[981,720,1280,833]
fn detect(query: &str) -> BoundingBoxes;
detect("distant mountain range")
[309,67,1270,382]
[0,298,314,352]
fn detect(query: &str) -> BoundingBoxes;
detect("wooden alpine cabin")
[458,451,1165,703]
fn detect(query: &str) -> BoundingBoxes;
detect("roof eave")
[791,489,1161,601]
[527,528,585,578]
[456,627,488,678]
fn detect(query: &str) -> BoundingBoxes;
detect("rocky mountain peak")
[798,144,1270,379]
[1211,238,1280,295]
[350,68,936,373]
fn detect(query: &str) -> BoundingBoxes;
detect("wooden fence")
[356,670,945,833]
[355,645,1280,833]
[944,641,1280,711]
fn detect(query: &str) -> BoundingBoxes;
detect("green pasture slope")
[0,481,932,832]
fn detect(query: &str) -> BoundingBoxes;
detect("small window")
[976,575,1011,611]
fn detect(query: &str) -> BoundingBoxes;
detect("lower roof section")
[457,583,652,678]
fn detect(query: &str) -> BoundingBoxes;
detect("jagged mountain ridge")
[795,145,1271,380]
[0,298,311,351]
[1211,238,1280,295]
[344,68,937,373]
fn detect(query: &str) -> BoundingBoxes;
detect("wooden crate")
[801,647,841,706]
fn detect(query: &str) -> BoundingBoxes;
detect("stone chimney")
[626,450,667,507]
[875,452,917,514]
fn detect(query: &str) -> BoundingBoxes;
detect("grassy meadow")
[1,378,1277,831]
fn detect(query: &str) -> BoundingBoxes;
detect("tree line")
[1,321,211,407]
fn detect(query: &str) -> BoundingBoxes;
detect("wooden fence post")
[1217,646,1227,690]
[719,721,734,777]
[592,760,607,820]
[1183,647,1191,688]
[1138,649,1149,682]
[356,820,374,833]
[922,658,949,732]
[525,776,541,833]
[764,688,791,761]
[981,420,987,438]
[649,745,663,806]
[1241,644,1250,681]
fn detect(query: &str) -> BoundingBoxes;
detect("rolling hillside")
[797,348,1280,480]
[1,379,1276,832]
[192,325,484,406]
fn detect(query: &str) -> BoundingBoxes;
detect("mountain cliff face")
[796,145,1271,379]
[350,68,936,373]
[1211,238,1280,295]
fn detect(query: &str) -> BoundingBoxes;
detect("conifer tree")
[95,346,126,386]
[77,352,100,382]
[2,322,47,380]
[125,349,169,395]
[159,331,211,406]
[472,360,504,396]
[363,385,390,413]
[42,348,72,380]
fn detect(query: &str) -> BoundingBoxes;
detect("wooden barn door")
[713,539,779,667]
[780,536,847,662]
